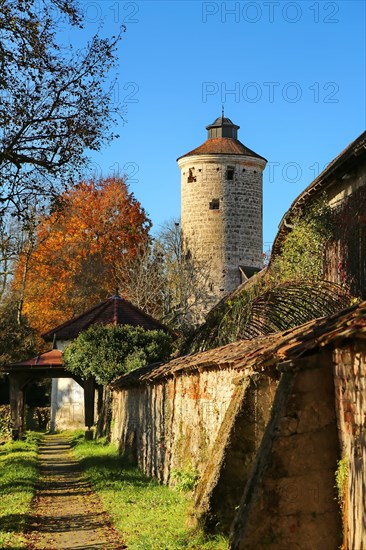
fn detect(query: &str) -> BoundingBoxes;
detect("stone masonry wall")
[230,352,341,550]
[194,374,279,534]
[179,154,266,308]
[333,341,366,550]
[111,368,239,484]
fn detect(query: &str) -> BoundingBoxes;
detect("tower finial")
[221,104,224,118]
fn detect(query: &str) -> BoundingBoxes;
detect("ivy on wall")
[270,197,334,283]
[182,196,354,354]
[326,187,366,299]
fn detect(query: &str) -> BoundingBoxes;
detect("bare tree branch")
[0,0,124,219]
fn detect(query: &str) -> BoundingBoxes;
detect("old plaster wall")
[50,377,84,431]
[326,159,366,209]
[324,161,366,299]
[230,352,341,550]
[333,341,366,550]
[50,339,84,431]
[111,368,239,483]
[194,373,278,533]
[110,317,366,547]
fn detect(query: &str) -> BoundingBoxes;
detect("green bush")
[171,466,200,493]
[63,324,175,385]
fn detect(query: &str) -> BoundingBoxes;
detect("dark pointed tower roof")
[42,293,171,342]
[177,114,266,161]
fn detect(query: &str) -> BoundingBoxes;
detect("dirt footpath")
[26,435,126,550]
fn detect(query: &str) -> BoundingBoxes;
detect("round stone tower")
[177,113,267,311]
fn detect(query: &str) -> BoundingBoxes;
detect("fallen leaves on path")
[25,435,127,550]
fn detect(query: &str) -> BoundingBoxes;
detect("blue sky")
[71,0,365,250]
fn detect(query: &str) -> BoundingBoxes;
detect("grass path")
[26,434,126,549]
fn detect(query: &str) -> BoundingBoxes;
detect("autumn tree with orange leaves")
[13,177,151,334]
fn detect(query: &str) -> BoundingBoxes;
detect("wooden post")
[96,385,104,439]
[84,376,95,439]
[9,375,26,439]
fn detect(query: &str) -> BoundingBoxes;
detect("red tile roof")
[6,349,63,369]
[177,138,267,161]
[42,295,170,342]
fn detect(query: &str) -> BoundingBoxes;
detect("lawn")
[70,432,228,550]
[0,432,41,549]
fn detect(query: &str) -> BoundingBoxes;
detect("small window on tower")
[187,168,196,183]
[227,168,234,180]
[209,198,220,210]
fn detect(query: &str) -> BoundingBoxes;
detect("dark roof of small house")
[271,130,366,258]
[111,299,366,389]
[177,137,267,161]
[42,294,170,342]
[3,349,63,371]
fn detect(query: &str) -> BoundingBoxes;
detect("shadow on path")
[26,435,126,550]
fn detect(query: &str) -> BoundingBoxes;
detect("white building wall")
[50,339,85,431]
